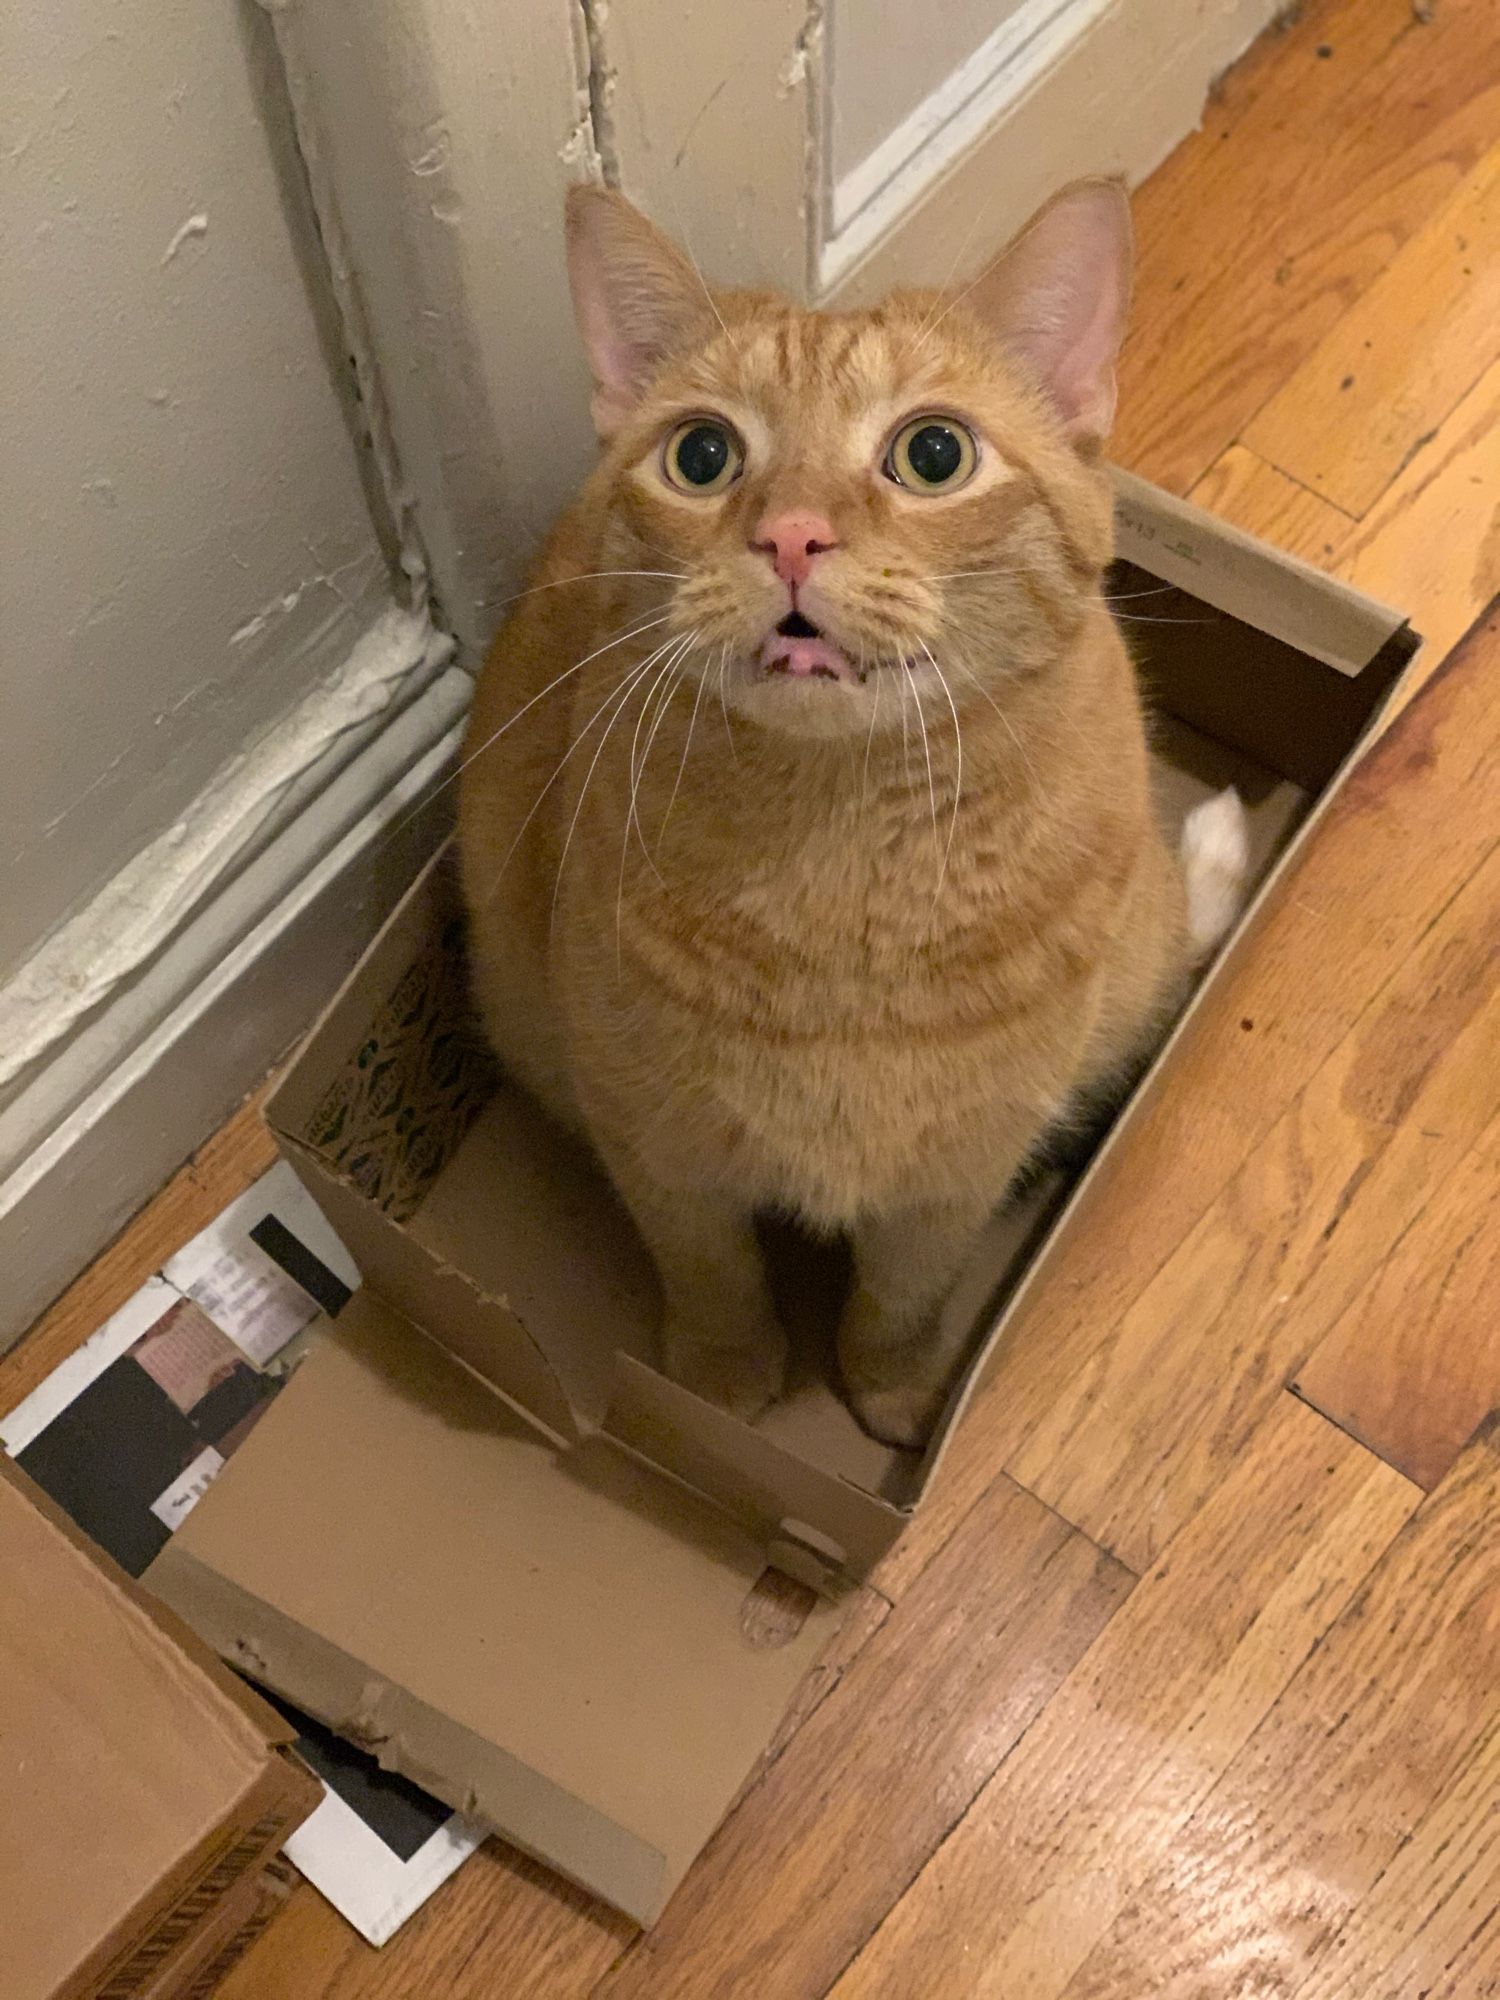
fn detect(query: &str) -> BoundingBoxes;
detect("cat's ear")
[965,179,1132,446]
[565,187,716,437]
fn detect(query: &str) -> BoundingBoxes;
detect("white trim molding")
[0,649,470,1351]
[817,0,1284,301]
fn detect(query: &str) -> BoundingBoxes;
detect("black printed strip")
[248,1214,352,1319]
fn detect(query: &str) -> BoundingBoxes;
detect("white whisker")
[919,641,963,909]
[391,608,672,863]
[547,647,676,923]
[949,655,1040,785]
[660,644,711,845]
[861,654,881,817]
[716,644,737,757]
[492,568,687,612]
[903,662,940,860]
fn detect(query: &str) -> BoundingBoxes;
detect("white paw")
[1181,785,1250,955]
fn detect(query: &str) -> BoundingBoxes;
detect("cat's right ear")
[565,187,715,438]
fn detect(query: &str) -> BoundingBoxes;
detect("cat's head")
[566,181,1130,741]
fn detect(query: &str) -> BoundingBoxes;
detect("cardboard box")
[0,1458,319,2000]
[146,472,1418,1923]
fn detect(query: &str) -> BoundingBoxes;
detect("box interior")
[274,559,1410,1531]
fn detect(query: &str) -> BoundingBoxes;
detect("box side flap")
[410,1092,660,1430]
[280,1139,581,1446]
[148,1294,842,1922]
[1111,466,1409,675]
[146,1545,671,1926]
[605,1355,905,1582]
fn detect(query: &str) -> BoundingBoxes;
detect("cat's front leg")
[840,1194,999,1450]
[602,1147,787,1419]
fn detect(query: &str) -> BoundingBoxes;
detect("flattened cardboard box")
[148,470,1418,1924]
[0,1458,319,2000]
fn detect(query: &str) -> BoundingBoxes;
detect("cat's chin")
[729,670,875,740]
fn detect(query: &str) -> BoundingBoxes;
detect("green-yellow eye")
[663,419,743,494]
[885,416,978,492]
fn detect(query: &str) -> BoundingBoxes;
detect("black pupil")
[675,424,730,486]
[906,423,963,484]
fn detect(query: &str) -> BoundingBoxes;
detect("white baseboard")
[0,664,472,1353]
[820,0,1283,299]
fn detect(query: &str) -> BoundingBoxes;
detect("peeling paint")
[577,0,621,185]
[160,210,209,264]
[0,607,451,1096]
[780,1,824,95]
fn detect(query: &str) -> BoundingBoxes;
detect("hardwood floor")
[6,0,1497,1991]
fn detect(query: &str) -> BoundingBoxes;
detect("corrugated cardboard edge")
[137,1862,296,2000]
[0,1460,319,2000]
[92,1802,301,2000]
[146,1541,672,1927]
[1110,466,1407,674]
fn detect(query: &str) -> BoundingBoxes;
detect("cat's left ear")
[965,179,1132,447]
[566,187,716,437]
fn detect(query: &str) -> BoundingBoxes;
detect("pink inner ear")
[565,189,715,438]
[966,181,1133,443]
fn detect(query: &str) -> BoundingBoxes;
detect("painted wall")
[827,0,1028,185]
[1,1,389,982]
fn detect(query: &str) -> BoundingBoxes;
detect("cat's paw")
[1181,785,1250,955]
[662,1322,787,1421]
[848,1378,943,1452]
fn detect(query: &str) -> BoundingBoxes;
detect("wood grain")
[1338,357,1500,702]
[878,607,1500,1594]
[1192,363,1500,713]
[1005,846,1500,1570]
[1188,447,1356,567]
[1293,1101,1500,1488]
[1287,1718,1500,2000]
[218,1839,634,2000]
[1055,1419,1500,1999]
[592,1481,1130,2000]
[1117,0,1500,495]
[833,1398,1418,2000]
[0,1087,278,1419]
[1243,145,1500,514]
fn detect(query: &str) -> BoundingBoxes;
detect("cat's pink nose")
[750,511,838,588]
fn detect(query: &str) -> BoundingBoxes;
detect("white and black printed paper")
[2,1162,484,1946]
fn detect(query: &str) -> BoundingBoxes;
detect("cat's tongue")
[759,631,857,683]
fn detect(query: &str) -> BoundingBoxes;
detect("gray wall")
[1,0,388,981]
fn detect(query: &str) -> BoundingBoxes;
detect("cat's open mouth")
[759,611,864,685]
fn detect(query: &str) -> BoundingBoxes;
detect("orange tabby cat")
[458,180,1243,1447]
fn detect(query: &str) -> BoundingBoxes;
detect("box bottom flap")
[145,1292,843,1923]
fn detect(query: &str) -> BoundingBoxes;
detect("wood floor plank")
[877,609,1500,1595]
[1003,851,1500,1570]
[589,1480,1130,2000]
[1293,1103,1500,1489]
[1054,1418,1500,1999]
[1287,1719,1500,2000]
[1337,357,1500,707]
[832,1399,1418,2000]
[1188,447,1356,568]
[1243,145,1500,514]
[1115,0,1500,496]
[0,1086,278,1417]
[219,1839,634,2000]
[1192,364,1500,715]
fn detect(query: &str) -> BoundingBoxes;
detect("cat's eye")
[885,416,978,492]
[663,419,744,495]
